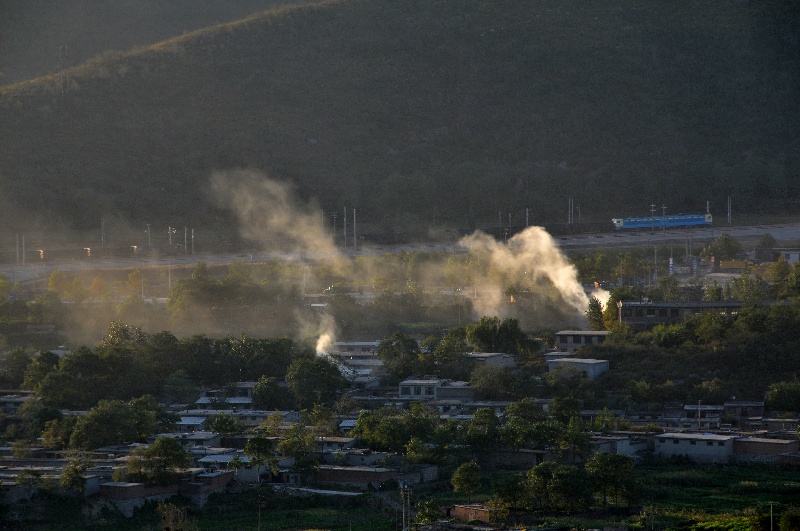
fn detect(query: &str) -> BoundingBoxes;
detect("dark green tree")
[125,436,192,485]
[0,349,31,388]
[586,296,605,330]
[276,423,318,475]
[285,355,343,408]
[585,452,635,507]
[252,375,295,410]
[377,332,421,383]
[207,413,245,434]
[244,435,278,478]
[451,460,482,503]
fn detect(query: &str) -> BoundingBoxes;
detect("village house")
[547,358,609,379]
[734,437,800,464]
[554,330,610,353]
[398,377,474,402]
[654,432,735,463]
[465,352,516,369]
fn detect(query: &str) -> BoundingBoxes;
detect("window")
[646,308,656,317]
[671,309,680,317]
[414,386,421,395]
[425,387,434,396]
[707,441,713,446]
[690,440,696,445]
[401,386,410,395]
[659,309,668,317]
[573,335,582,343]
[559,336,567,343]
[718,441,725,446]
[673,439,679,444]
[635,309,644,317]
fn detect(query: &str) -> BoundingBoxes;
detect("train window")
[646,309,655,317]
[671,309,680,317]
[635,309,643,317]
[659,309,668,317]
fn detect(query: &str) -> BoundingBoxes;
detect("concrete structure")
[682,404,725,430]
[734,437,800,464]
[618,300,745,330]
[654,433,735,463]
[547,358,609,379]
[554,330,610,352]
[314,465,396,489]
[331,341,380,356]
[466,352,516,369]
[316,437,356,453]
[772,248,800,264]
[448,504,491,524]
[592,435,650,460]
[398,378,474,401]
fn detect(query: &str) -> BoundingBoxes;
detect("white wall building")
[654,433,735,463]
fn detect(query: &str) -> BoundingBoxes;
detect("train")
[612,213,712,231]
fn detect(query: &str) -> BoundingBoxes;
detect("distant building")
[398,377,474,402]
[466,352,516,369]
[554,330,610,352]
[547,358,609,379]
[618,301,744,330]
[734,437,800,464]
[654,433,734,463]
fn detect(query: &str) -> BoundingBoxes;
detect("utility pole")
[191,229,195,255]
[650,203,656,232]
[343,207,347,249]
[146,224,151,246]
[184,227,188,255]
[727,196,732,225]
[353,208,356,252]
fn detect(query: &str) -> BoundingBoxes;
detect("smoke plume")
[459,227,589,327]
[209,169,339,258]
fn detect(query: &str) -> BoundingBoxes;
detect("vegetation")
[0,0,797,240]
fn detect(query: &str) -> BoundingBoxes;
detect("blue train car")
[612,213,712,230]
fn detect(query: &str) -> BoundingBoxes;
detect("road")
[1,222,798,283]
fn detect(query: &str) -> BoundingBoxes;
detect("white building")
[554,330,610,353]
[654,433,735,463]
[546,358,609,379]
[466,352,516,369]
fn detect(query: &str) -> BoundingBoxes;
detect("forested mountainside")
[0,0,797,246]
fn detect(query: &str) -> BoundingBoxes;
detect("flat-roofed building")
[547,358,609,379]
[618,301,745,330]
[466,352,516,369]
[654,432,734,463]
[554,330,610,353]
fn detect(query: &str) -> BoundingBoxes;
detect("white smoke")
[314,313,337,355]
[459,226,589,324]
[591,288,611,309]
[209,169,340,258]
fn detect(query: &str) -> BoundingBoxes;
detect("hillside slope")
[0,0,308,86]
[0,0,797,248]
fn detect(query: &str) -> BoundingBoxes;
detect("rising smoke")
[209,169,340,259]
[459,227,589,328]
[206,171,590,336]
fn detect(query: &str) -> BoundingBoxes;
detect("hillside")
[0,0,798,250]
[0,0,308,86]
